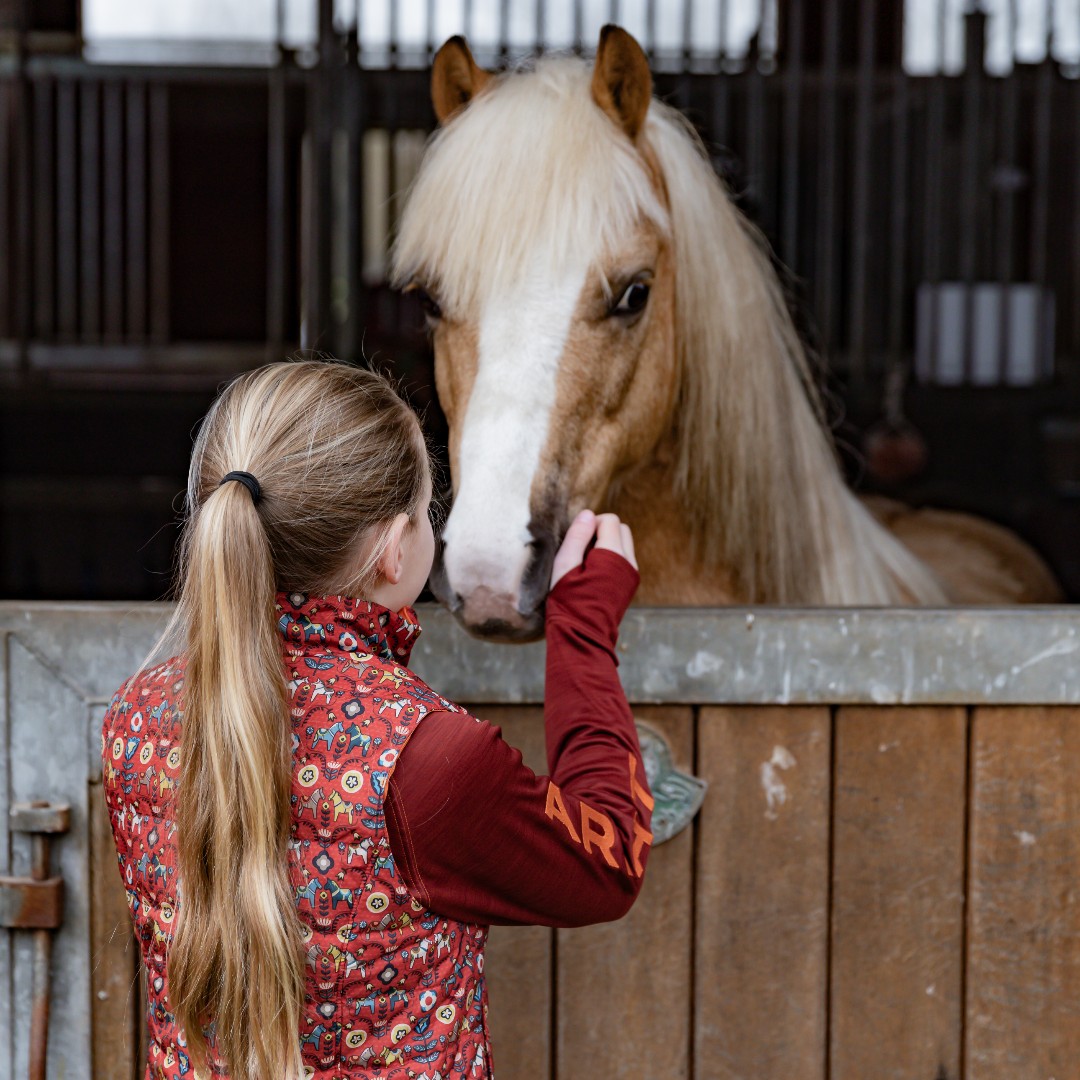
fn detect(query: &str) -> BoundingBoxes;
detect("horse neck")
[605,441,740,605]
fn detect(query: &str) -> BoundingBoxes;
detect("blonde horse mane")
[394,55,946,605]
[643,103,946,604]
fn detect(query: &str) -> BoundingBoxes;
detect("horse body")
[393,28,1060,640]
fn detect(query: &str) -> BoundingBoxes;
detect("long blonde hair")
[166,359,430,1080]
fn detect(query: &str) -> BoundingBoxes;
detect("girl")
[101,359,653,1080]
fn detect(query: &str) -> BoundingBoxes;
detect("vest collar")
[274,591,422,666]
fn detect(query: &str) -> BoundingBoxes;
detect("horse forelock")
[391,56,668,315]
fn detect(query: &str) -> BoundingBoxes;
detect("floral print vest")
[102,591,492,1080]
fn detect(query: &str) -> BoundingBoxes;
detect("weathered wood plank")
[830,706,966,1080]
[90,776,140,1080]
[464,704,552,1080]
[966,706,1080,1075]
[557,706,694,1080]
[694,706,830,1080]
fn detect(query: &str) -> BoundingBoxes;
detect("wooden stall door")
[829,706,967,1080]
[966,706,1080,1077]
[695,706,831,1080]
[480,704,695,1080]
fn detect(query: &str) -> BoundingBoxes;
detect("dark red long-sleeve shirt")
[385,547,654,927]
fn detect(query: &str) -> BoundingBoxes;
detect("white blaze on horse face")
[441,260,589,608]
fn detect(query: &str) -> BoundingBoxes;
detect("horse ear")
[591,25,652,140]
[432,36,492,124]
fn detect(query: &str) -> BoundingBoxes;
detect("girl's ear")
[376,513,410,585]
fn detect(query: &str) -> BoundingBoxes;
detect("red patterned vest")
[102,592,492,1080]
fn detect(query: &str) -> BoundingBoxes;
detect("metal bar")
[745,0,764,215]
[304,8,334,353]
[886,71,910,366]
[148,82,169,344]
[102,80,123,340]
[125,81,146,340]
[1030,35,1053,378]
[922,88,945,381]
[959,12,983,383]
[55,76,77,340]
[781,0,803,271]
[814,0,840,356]
[646,0,657,57]
[995,16,1018,385]
[0,80,9,339]
[385,75,399,351]
[17,800,69,1080]
[32,76,54,340]
[7,21,26,366]
[848,0,876,385]
[711,0,730,145]
[342,69,363,359]
[498,0,508,62]
[266,64,287,349]
[681,0,692,69]
[1074,75,1080,366]
[388,0,398,68]
[274,0,285,52]
[79,79,100,339]
[13,39,32,368]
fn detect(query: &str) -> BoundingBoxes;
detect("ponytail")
[169,481,304,1080]
[163,359,431,1080]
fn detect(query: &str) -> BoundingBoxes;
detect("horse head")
[394,27,679,641]
[394,27,964,635]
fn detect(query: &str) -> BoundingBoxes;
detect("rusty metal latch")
[1,800,70,1080]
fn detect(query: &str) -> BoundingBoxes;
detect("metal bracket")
[0,877,64,930]
[5,799,70,1080]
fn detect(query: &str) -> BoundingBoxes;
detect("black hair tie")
[218,470,262,505]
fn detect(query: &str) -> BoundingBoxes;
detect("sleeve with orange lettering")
[384,547,653,927]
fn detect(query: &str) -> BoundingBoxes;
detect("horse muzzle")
[428,531,555,643]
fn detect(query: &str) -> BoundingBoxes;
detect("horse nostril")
[427,543,462,612]
[520,530,557,613]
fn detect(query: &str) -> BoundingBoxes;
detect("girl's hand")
[549,510,638,591]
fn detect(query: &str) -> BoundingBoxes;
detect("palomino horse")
[392,26,1061,641]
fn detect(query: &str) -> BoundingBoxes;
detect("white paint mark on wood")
[1014,829,1037,846]
[761,746,796,820]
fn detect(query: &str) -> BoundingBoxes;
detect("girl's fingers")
[550,509,598,589]
[552,510,638,589]
[619,522,638,570]
[593,513,624,553]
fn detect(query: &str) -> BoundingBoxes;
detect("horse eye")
[612,280,651,317]
[410,286,442,321]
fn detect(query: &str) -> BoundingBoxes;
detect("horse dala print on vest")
[102,591,492,1080]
